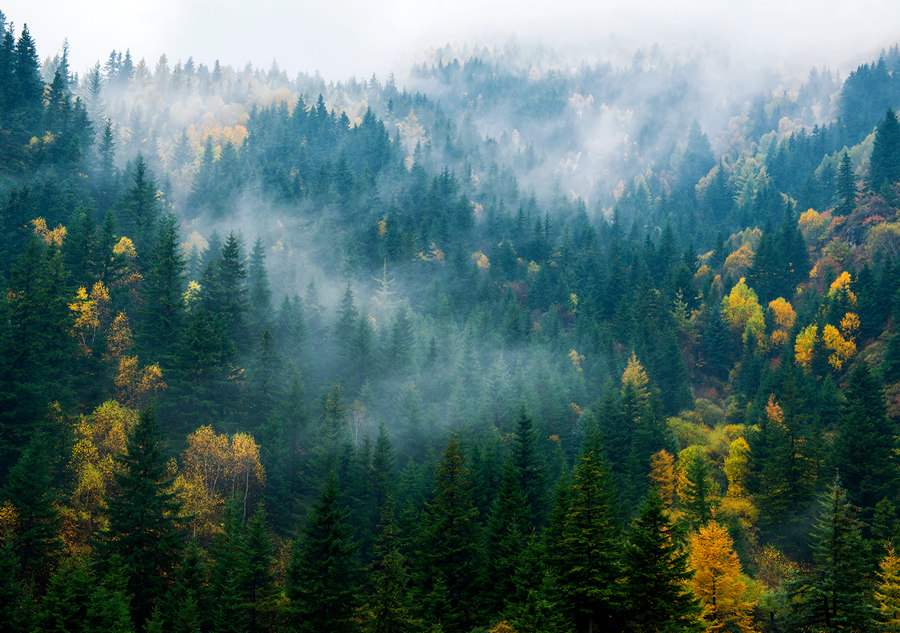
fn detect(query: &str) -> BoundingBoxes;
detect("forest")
[2,7,900,632]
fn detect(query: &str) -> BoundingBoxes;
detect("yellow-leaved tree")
[67,401,139,546]
[176,426,266,539]
[877,546,900,631]
[722,279,764,345]
[648,449,676,509]
[721,437,757,528]
[689,521,757,632]
[69,281,111,356]
[766,297,795,351]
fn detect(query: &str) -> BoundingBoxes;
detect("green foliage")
[287,472,359,633]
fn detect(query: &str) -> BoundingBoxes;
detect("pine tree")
[623,491,701,633]
[416,436,481,632]
[511,405,549,527]
[137,213,186,367]
[99,407,184,627]
[366,501,418,633]
[833,362,898,516]
[869,108,900,194]
[555,449,623,633]
[835,151,856,215]
[787,476,879,632]
[286,473,359,633]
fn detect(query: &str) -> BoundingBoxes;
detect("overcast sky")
[2,0,899,81]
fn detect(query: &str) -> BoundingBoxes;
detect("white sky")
[2,0,899,81]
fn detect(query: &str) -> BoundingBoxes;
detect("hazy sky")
[2,0,899,81]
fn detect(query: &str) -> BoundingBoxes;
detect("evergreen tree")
[835,151,856,215]
[137,212,186,367]
[481,458,530,617]
[787,476,880,632]
[623,491,701,633]
[366,501,418,633]
[99,408,184,627]
[511,405,549,526]
[869,108,900,194]
[286,472,359,633]
[117,154,162,260]
[555,449,623,633]
[416,436,481,632]
[833,362,898,516]
[3,435,64,590]
[246,237,272,341]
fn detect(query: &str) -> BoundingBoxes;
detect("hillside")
[2,9,900,632]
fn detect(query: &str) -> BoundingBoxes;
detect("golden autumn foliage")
[798,208,832,245]
[112,236,137,258]
[724,437,751,499]
[794,324,818,370]
[30,217,67,246]
[177,426,266,539]
[689,522,757,633]
[0,499,17,541]
[115,356,166,408]
[68,401,140,544]
[106,311,134,360]
[827,271,857,307]
[723,243,755,280]
[721,437,757,528]
[472,250,490,271]
[753,545,799,590]
[489,622,517,633]
[568,348,585,372]
[622,351,650,397]
[649,449,676,508]
[877,546,900,631]
[722,279,764,344]
[794,321,857,372]
[69,282,111,356]
[821,324,856,370]
[766,297,795,350]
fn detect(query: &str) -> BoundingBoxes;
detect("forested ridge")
[3,8,900,632]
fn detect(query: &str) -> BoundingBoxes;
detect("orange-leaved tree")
[688,521,756,633]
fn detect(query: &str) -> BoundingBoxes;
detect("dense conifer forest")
[3,7,900,632]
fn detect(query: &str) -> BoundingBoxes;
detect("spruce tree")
[835,151,856,215]
[366,501,418,633]
[555,449,623,633]
[99,407,183,627]
[833,362,898,516]
[481,458,530,617]
[870,108,900,194]
[511,405,548,526]
[787,476,879,632]
[286,472,359,633]
[137,212,186,367]
[623,491,701,633]
[416,436,481,632]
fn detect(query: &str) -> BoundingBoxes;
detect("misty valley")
[3,7,900,633]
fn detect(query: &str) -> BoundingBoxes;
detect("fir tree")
[416,436,481,632]
[366,501,418,633]
[555,449,623,633]
[286,473,359,633]
[787,476,879,632]
[99,407,184,627]
[833,362,898,516]
[623,491,701,633]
